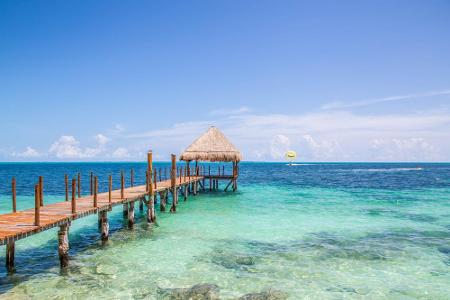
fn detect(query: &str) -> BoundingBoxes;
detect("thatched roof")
[180,126,242,162]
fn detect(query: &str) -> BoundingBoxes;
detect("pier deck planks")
[0,176,202,245]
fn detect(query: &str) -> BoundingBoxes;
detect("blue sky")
[1,0,450,162]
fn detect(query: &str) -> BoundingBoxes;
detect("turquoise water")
[0,163,450,299]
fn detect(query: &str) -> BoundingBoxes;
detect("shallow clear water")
[0,162,449,299]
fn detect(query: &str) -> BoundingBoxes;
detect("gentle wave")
[351,167,423,172]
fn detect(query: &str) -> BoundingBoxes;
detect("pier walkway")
[0,175,202,246]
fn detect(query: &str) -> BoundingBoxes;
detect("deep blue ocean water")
[0,162,449,299]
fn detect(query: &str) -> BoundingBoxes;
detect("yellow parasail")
[285,150,297,161]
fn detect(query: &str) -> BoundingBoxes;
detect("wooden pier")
[0,153,240,272]
[1,127,242,273]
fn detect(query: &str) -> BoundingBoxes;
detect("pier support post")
[99,210,109,241]
[35,184,41,226]
[184,184,188,201]
[146,196,156,224]
[123,203,128,217]
[6,241,15,272]
[139,199,144,211]
[58,223,70,268]
[170,154,177,213]
[160,191,166,211]
[128,202,135,229]
[147,160,156,223]
[121,171,125,198]
[39,176,44,206]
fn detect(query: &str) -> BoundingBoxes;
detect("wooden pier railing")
[0,152,239,272]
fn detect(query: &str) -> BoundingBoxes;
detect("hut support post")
[233,162,239,191]
[170,154,177,212]
[209,166,212,191]
[194,161,198,195]
[5,241,14,272]
[58,223,70,268]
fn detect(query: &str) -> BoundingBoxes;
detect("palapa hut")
[180,126,242,191]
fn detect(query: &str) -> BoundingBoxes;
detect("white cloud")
[301,135,342,160]
[49,136,83,158]
[321,89,450,110]
[48,134,110,159]
[111,147,130,159]
[124,110,450,162]
[94,134,109,146]
[270,135,291,159]
[370,138,439,161]
[12,146,41,158]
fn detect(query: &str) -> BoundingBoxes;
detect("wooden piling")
[100,210,109,241]
[160,191,166,211]
[131,168,134,187]
[71,179,76,214]
[147,178,156,223]
[121,171,124,199]
[108,175,112,203]
[39,176,43,206]
[170,154,177,212]
[58,223,70,267]
[128,201,135,229]
[12,177,16,213]
[65,174,68,202]
[6,241,15,272]
[93,176,98,208]
[153,169,157,189]
[209,166,212,191]
[123,203,128,217]
[233,161,238,191]
[34,184,40,226]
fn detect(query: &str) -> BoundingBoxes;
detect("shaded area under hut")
[180,126,242,191]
